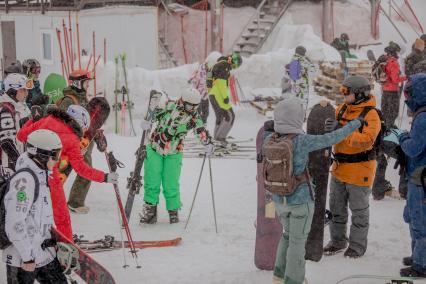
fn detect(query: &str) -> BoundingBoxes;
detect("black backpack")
[372,54,388,84]
[336,105,386,162]
[0,168,39,249]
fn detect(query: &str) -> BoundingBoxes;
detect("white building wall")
[0,6,158,85]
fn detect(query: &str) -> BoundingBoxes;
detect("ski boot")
[400,266,426,277]
[68,204,90,214]
[323,242,346,256]
[343,248,364,258]
[139,203,157,224]
[168,210,179,224]
[402,256,413,266]
[373,180,394,200]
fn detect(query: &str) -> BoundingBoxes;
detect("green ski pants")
[68,141,94,208]
[273,200,314,284]
[143,145,183,211]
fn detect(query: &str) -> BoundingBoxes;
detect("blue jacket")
[399,74,426,178]
[264,119,360,204]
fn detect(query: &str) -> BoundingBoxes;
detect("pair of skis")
[114,53,136,136]
[124,91,163,220]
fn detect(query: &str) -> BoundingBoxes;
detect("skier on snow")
[17,105,118,239]
[57,70,109,214]
[286,46,315,113]
[208,51,242,146]
[373,42,407,200]
[395,74,426,278]
[324,75,381,258]
[263,97,362,284]
[139,87,214,224]
[0,73,32,177]
[3,129,67,284]
[330,33,357,59]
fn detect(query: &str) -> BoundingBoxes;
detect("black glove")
[222,110,231,122]
[30,105,43,122]
[94,130,108,152]
[324,118,339,132]
[224,97,230,104]
[394,145,406,176]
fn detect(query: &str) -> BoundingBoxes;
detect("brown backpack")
[262,133,310,196]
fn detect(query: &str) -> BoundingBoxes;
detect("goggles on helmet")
[339,85,351,96]
[31,67,41,74]
[183,101,198,112]
[27,144,62,161]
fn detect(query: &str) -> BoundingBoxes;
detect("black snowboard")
[305,101,335,262]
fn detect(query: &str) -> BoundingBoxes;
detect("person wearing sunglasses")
[324,75,381,258]
[208,51,242,147]
[394,74,426,278]
[23,59,46,109]
[3,129,68,284]
[139,87,214,225]
[0,73,32,177]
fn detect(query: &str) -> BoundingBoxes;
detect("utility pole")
[210,0,221,52]
[322,0,334,43]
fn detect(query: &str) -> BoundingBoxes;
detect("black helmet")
[22,58,41,76]
[341,75,371,104]
[295,46,306,56]
[341,33,349,41]
[385,41,401,56]
[4,60,23,76]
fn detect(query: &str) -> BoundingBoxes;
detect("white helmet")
[181,87,201,105]
[3,73,32,92]
[205,51,222,69]
[67,105,91,130]
[27,129,62,160]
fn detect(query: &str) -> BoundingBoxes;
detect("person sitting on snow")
[139,87,214,225]
[263,97,362,284]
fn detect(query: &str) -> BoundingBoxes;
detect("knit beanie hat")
[415,38,425,51]
[273,97,305,134]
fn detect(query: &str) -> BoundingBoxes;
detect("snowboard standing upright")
[305,101,335,261]
[254,126,282,270]
[51,227,116,284]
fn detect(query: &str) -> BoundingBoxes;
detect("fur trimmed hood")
[46,107,83,138]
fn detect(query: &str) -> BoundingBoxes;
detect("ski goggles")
[339,85,351,96]
[27,144,62,161]
[31,67,41,74]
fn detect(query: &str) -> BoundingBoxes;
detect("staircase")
[230,0,293,57]
[158,37,179,69]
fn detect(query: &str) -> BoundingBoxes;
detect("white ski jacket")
[2,153,56,268]
[0,93,31,176]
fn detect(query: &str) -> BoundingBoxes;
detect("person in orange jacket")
[323,75,381,258]
[374,42,408,199]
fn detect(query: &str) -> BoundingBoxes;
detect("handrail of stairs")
[158,38,178,67]
[227,0,268,55]
[254,0,293,54]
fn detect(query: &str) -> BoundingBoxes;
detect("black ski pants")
[6,258,67,284]
[198,98,209,124]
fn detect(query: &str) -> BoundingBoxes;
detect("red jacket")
[17,109,106,182]
[382,56,407,92]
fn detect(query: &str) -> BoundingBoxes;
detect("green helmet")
[231,51,242,69]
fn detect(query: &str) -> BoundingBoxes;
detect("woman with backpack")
[263,97,363,284]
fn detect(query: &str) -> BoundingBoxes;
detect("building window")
[42,32,52,61]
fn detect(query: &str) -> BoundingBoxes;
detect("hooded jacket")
[382,56,407,92]
[331,96,381,188]
[2,153,56,268]
[399,74,426,178]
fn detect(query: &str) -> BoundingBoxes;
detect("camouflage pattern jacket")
[149,100,211,156]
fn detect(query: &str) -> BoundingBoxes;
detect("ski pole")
[184,154,207,230]
[208,157,218,233]
[115,197,129,268]
[105,151,141,268]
